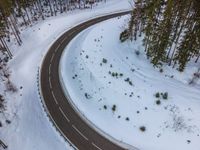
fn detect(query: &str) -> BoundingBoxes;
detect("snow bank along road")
[40,11,138,150]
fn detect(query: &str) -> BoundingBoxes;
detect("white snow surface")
[0,1,132,150]
[60,15,200,150]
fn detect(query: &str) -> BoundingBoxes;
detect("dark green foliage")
[139,126,146,132]
[124,78,130,82]
[112,105,116,112]
[125,117,129,121]
[84,93,91,99]
[135,50,140,56]
[187,140,191,144]
[102,58,107,63]
[159,68,163,73]
[103,105,107,109]
[129,81,133,86]
[112,72,115,77]
[5,119,11,124]
[162,92,168,99]
[155,92,160,98]
[120,29,129,42]
[156,100,161,105]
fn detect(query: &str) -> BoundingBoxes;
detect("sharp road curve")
[40,11,136,150]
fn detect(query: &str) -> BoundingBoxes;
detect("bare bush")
[0,94,6,113]
[6,80,18,93]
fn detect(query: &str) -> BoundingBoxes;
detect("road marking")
[92,143,102,150]
[55,44,60,52]
[69,30,75,36]
[72,125,88,141]
[59,107,70,122]
[51,91,58,105]
[49,76,52,89]
[49,64,51,76]
[50,53,55,62]
[61,38,66,44]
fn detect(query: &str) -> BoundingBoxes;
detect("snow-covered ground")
[0,1,132,150]
[60,15,200,150]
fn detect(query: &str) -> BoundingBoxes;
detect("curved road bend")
[40,11,136,150]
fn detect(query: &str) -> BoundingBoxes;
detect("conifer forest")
[0,0,104,58]
[121,0,200,72]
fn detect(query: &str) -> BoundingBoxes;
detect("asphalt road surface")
[40,11,136,150]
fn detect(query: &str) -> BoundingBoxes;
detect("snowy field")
[0,1,131,150]
[60,15,200,150]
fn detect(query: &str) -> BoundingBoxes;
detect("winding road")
[40,11,136,150]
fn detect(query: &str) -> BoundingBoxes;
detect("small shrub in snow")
[84,93,91,99]
[139,126,146,132]
[120,29,129,42]
[102,58,107,63]
[112,72,115,77]
[118,115,121,118]
[5,120,11,124]
[110,64,113,68]
[124,78,130,82]
[0,121,2,127]
[85,55,89,59]
[103,105,107,110]
[129,81,133,86]
[112,105,116,112]
[137,111,140,114]
[131,68,135,72]
[162,92,168,100]
[135,50,140,56]
[125,117,129,121]
[119,73,123,77]
[155,92,160,98]
[156,100,161,105]
[159,68,163,73]
[187,140,191,144]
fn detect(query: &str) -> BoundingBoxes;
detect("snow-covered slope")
[60,15,200,150]
[0,1,132,150]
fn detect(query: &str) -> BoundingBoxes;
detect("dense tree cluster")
[0,0,105,58]
[121,0,200,71]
